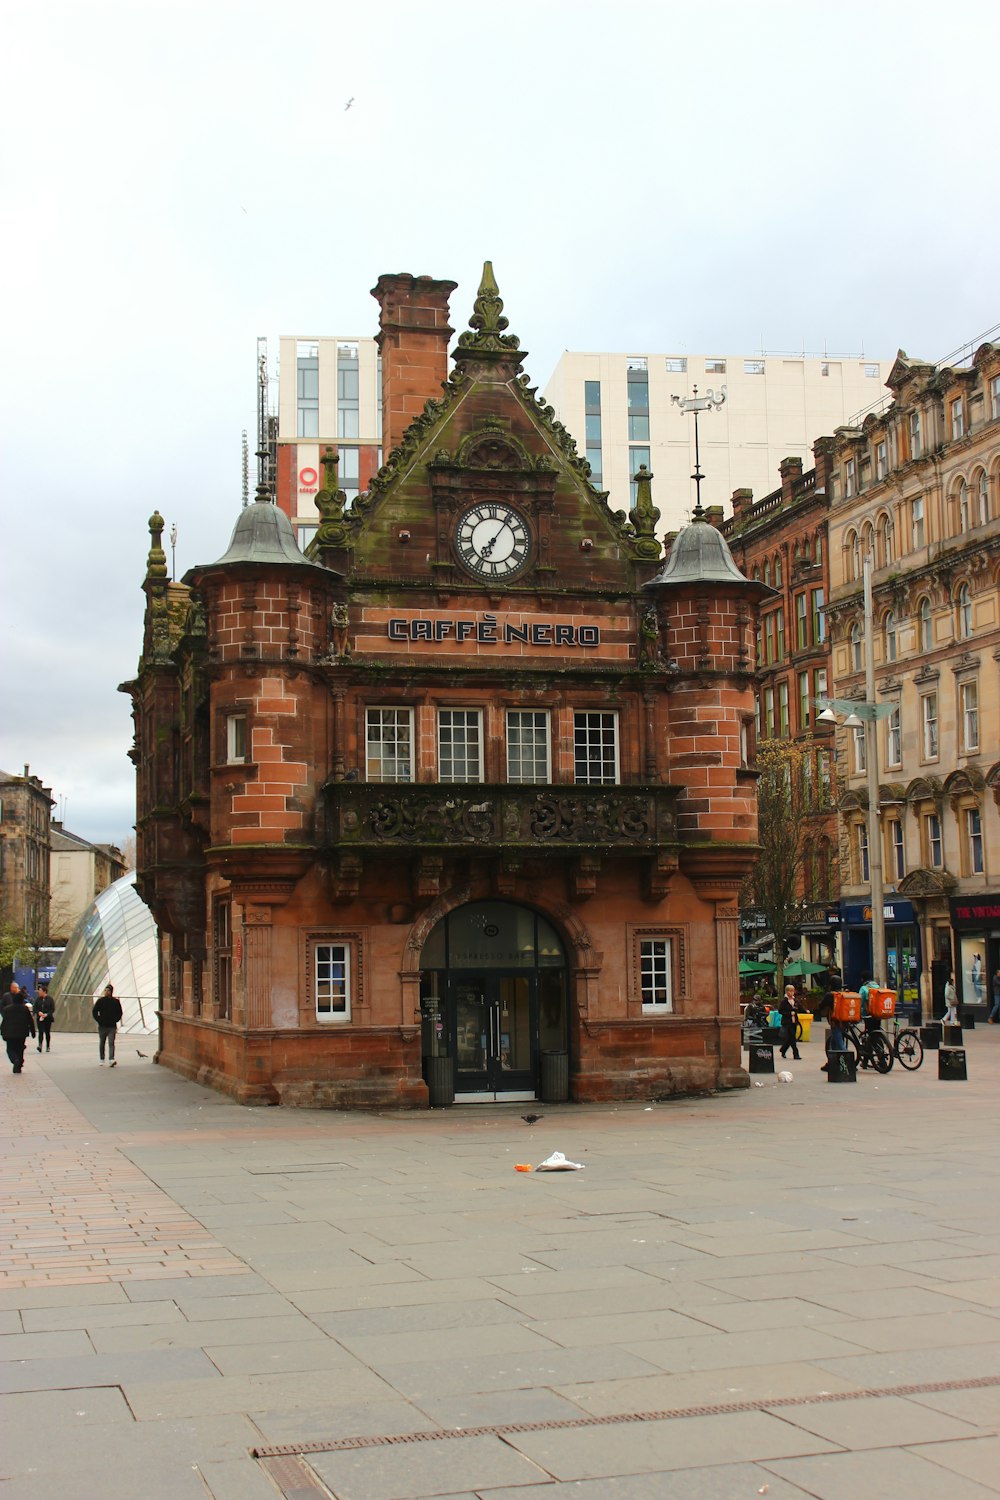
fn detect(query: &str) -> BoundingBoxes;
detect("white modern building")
[542,350,890,532]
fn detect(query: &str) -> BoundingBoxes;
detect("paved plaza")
[1,1027,999,1499]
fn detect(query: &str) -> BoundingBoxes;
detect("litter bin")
[798,1012,813,1043]
[540,1050,569,1103]
[426,1055,454,1108]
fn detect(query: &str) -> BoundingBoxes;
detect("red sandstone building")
[123,266,768,1107]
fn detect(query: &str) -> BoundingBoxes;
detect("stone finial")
[455,262,522,362]
[629,465,662,560]
[316,446,348,547]
[146,511,168,582]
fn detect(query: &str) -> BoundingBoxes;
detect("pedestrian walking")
[1,987,36,1073]
[33,981,55,1052]
[2,980,22,1011]
[92,983,123,1066]
[943,972,959,1025]
[988,967,1000,1024]
[779,983,801,1061]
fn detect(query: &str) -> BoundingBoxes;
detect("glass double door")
[452,972,535,1099]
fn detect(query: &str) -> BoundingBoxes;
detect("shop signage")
[386,612,601,647]
[840,900,915,925]
[949,895,1000,929]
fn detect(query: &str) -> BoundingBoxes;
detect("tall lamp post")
[818,550,894,985]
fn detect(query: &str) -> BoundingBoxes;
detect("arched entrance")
[419,900,569,1102]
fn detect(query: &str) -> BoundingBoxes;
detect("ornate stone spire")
[453,262,525,375]
[629,465,662,561]
[315,446,348,548]
[146,511,169,584]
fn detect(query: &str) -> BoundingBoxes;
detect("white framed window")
[665,357,687,372]
[888,818,905,882]
[909,409,922,457]
[951,398,964,441]
[705,358,726,374]
[910,496,925,549]
[314,941,351,1022]
[876,440,887,480]
[918,597,933,652]
[774,554,783,586]
[965,806,984,875]
[438,709,483,783]
[886,706,902,769]
[924,812,943,869]
[817,749,832,808]
[958,481,970,533]
[844,459,855,497]
[776,607,785,659]
[865,363,879,378]
[506,710,550,784]
[366,707,414,782]
[811,588,826,644]
[798,671,810,732]
[956,583,973,640]
[640,938,673,1013]
[796,592,808,648]
[921,692,939,759]
[226,714,247,764]
[744,359,765,375]
[977,471,990,525]
[573,710,619,784]
[960,680,979,753]
[883,610,897,662]
[778,681,789,737]
[856,823,870,883]
[763,687,775,739]
[992,374,1000,421]
[852,724,867,774]
[850,623,863,672]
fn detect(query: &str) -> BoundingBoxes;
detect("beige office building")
[543,350,889,532]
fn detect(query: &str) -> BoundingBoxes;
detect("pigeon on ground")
[136,1049,149,1058]
[521,1113,543,1125]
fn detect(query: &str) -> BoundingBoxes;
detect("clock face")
[455,503,531,579]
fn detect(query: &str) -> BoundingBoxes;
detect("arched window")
[956,582,973,640]
[844,531,858,581]
[955,480,970,533]
[814,532,823,565]
[977,470,989,525]
[883,610,897,662]
[918,596,933,653]
[850,622,864,672]
[763,559,771,587]
[774,554,783,587]
[861,522,875,564]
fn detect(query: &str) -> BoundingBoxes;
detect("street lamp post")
[818,549,892,987]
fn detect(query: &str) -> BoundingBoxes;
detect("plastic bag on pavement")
[536,1150,585,1171]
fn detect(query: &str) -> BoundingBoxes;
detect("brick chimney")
[371,273,458,458]
[778,455,803,507]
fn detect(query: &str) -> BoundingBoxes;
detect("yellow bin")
[798,1012,813,1043]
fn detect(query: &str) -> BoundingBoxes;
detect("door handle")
[490,1003,501,1058]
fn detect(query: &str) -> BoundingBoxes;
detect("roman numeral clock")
[454,503,532,580]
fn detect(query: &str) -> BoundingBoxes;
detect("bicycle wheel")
[895,1029,924,1071]
[869,1033,894,1073]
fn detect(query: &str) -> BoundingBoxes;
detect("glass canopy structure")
[51,872,158,1033]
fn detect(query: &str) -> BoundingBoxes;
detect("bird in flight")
[344,97,355,111]
[521,1113,543,1125]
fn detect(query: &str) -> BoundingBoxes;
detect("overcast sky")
[2,0,998,846]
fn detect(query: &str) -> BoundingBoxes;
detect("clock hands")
[479,523,508,560]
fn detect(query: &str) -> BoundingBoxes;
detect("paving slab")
[2,1029,999,1499]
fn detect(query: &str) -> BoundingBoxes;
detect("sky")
[1,0,998,847]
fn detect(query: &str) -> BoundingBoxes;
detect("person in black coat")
[33,982,56,1052]
[92,983,123,1066]
[1,989,36,1073]
[778,983,801,1061]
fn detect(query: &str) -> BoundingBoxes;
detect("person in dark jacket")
[92,983,123,1066]
[778,983,801,1061]
[2,980,23,1011]
[33,982,56,1052]
[1,989,36,1073]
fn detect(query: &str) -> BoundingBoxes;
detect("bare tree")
[743,739,810,994]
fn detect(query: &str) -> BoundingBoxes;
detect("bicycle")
[886,1013,924,1070]
[841,1018,894,1073]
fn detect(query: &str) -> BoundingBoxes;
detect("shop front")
[419,901,569,1103]
[840,898,922,1017]
[948,895,1000,1020]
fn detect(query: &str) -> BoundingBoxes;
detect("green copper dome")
[208,491,330,571]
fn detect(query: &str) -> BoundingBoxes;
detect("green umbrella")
[782,958,828,977]
[739,959,776,976]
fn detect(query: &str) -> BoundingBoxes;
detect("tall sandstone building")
[123,267,768,1107]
